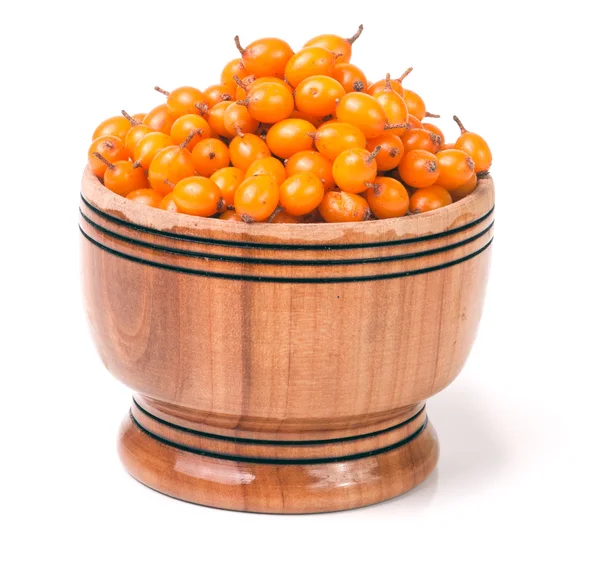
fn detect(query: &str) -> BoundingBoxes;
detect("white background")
[1,0,599,563]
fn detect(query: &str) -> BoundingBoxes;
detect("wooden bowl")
[80,167,494,513]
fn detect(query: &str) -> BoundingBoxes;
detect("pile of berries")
[87,26,492,223]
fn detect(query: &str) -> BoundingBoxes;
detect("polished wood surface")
[80,167,494,512]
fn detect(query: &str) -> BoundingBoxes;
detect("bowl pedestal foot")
[118,398,439,514]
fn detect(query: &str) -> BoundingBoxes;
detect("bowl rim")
[81,167,494,246]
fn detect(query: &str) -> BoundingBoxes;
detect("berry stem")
[236,98,250,107]
[384,73,392,91]
[347,24,364,44]
[425,112,440,118]
[233,75,248,89]
[267,206,284,223]
[163,179,175,188]
[234,126,245,137]
[154,86,170,96]
[453,115,467,133]
[121,110,140,126]
[384,121,410,131]
[234,35,244,55]
[93,152,115,170]
[195,102,209,116]
[180,130,201,149]
[366,145,381,162]
[397,67,413,84]
[241,213,255,223]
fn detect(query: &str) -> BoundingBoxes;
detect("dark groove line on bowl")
[129,411,428,465]
[80,193,494,250]
[132,397,426,446]
[80,227,494,283]
[80,208,494,266]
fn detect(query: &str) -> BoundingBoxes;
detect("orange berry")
[92,115,131,142]
[332,63,368,93]
[203,83,236,108]
[332,146,380,193]
[335,92,389,138]
[143,104,177,134]
[403,89,426,121]
[235,76,292,101]
[365,176,409,219]
[372,75,409,136]
[265,119,316,158]
[132,113,146,123]
[453,116,492,173]
[398,150,440,188]
[159,192,179,212]
[285,150,335,191]
[319,191,370,223]
[313,121,366,160]
[126,188,163,208]
[402,128,442,154]
[224,102,259,136]
[207,100,234,138]
[170,114,212,150]
[191,138,230,177]
[221,58,251,87]
[284,46,337,88]
[366,133,404,171]
[234,175,280,221]
[124,124,153,158]
[95,158,148,197]
[133,132,174,170]
[228,133,270,171]
[270,210,301,223]
[422,122,445,146]
[245,157,287,186]
[238,81,294,123]
[439,142,455,152]
[407,114,423,131]
[173,176,224,217]
[448,172,478,202]
[210,167,244,207]
[279,173,325,216]
[409,186,452,213]
[303,25,364,64]
[295,75,345,117]
[155,86,207,118]
[220,210,244,221]
[234,36,294,79]
[435,149,475,190]
[367,67,412,97]
[148,143,196,194]
[88,135,128,177]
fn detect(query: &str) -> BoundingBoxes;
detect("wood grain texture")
[80,167,494,512]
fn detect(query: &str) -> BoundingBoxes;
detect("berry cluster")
[87,26,492,223]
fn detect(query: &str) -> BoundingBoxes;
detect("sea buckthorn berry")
[409,186,452,213]
[229,133,271,171]
[221,58,251,87]
[148,135,196,193]
[332,146,380,193]
[203,83,236,108]
[191,138,230,177]
[265,118,316,158]
[367,67,412,97]
[160,192,179,212]
[234,36,294,79]
[435,148,475,190]
[224,102,259,136]
[295,75,346,117]
[365,176,409,219]
[284,46,337,87]
[313,121,366,160]
[170,114,212,149]
[319,191,370,223]
[220,210,244,221]
[93,155,149,196]
[403,89,427,121]
[126,189,163,208]
[88,136,128,177]
[303,24,364,64]
[366,133,404,171]
[332,63,368,93]
[398,150,440,188]
[237,81,294,123]
[207,100,234,138]
[234,174,280,221]
[285,150,335,191]
[401,128,442,153]
[453,115,492,173]
[235,76,292,101]
[372,75,409,136]
[270,210,301,223]
[92,115,132,142]
[279,173,325,216]
[448,172,478,202]
[336,92,400,138]
[210,167,244,207]
[407,114,424,131]
[245,157,287,186]
[143,104,177,134]
[133,132,174,170]
[422,122,445,146]
[154,86,207,118]
[124,124,154,158]
[172,176,224,217]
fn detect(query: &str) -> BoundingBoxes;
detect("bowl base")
[118,400,439,513]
